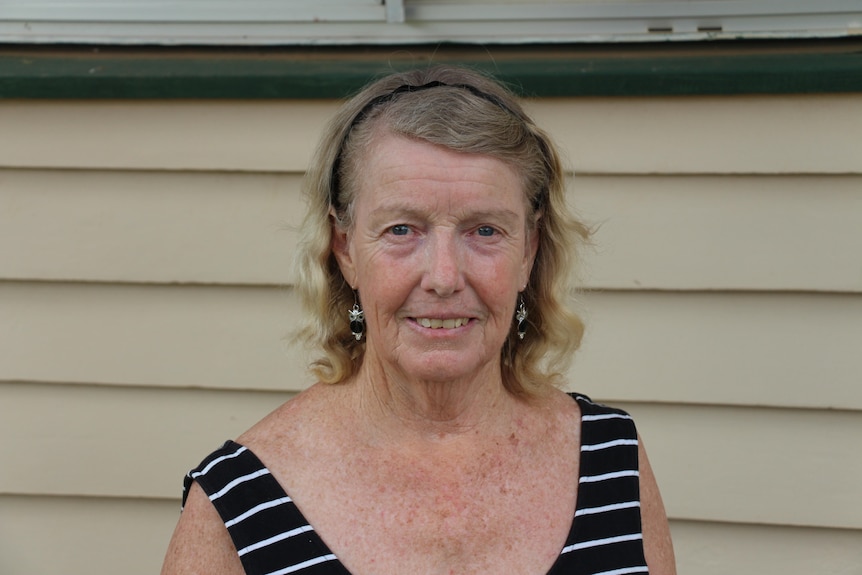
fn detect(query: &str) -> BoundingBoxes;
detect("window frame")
[0,0,860,46]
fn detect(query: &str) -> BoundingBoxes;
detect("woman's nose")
[420,233,465,297]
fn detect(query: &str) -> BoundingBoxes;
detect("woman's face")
[333,133,538,385]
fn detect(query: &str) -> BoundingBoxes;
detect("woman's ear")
[330,213,357,288]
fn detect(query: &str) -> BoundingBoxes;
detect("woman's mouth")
[414,317,470,329]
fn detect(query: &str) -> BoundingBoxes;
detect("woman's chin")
[395,351,497,386]
[364,323,503,385]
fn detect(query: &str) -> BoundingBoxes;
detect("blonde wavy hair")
[294,65,589,397]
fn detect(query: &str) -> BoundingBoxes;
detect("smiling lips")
[414,317,471,329]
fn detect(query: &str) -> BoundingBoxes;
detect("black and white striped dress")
[182,394,648,575]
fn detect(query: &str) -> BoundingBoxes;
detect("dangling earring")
[515,295,528,340]
[349,294,365,341]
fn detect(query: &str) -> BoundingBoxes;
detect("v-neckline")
[226,393,588,575]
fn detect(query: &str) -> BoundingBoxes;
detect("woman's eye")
[390,224,410,236]
[476,226,496,237]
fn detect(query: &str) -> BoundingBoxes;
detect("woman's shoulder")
[236,382,351,481]
[239,382,337,443]
[532,386,635,426]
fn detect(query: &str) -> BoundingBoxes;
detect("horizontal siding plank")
[1,95,860,174]
[0,100,333,172]
[0,383,290,499]
[2,283,861,410]
[2,383,860,530]
[529,95,862,175]
[615,402,862,529]
[0,495,178,575]
[0,282,306,390]
[576,175,862,292]
[570,291,862,411]
[3,169,861,292]
[671,520,862,575]
[0,168,301,285]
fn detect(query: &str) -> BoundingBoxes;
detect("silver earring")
[349,296,365,341]
[516,296,528,340]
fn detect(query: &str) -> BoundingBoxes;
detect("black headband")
[348,81,520,131]
[329,81,523,210]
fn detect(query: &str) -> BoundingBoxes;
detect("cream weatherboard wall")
[1,94,861,574]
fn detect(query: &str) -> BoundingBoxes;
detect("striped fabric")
[182,393,648,575]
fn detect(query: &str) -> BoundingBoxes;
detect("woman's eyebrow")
[366,205,426,223]
[460,209,521,225]
[368,207,522,230]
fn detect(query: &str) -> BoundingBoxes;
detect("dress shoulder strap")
[548,394,649,574]
[184,440,344,575]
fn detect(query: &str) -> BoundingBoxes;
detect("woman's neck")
[350,356,519,444]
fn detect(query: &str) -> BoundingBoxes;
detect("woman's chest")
[291,442,579,575]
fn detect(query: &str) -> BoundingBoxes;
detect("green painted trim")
[2,42,861,99]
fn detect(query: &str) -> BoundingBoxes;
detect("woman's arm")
[638,435,677,575]
[160,482,246,575]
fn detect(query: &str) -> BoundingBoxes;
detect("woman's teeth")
[416,318,469,329]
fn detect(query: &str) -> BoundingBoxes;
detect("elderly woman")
[162,66,675,575]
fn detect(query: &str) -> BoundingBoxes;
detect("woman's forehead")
[362,134,522,191]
